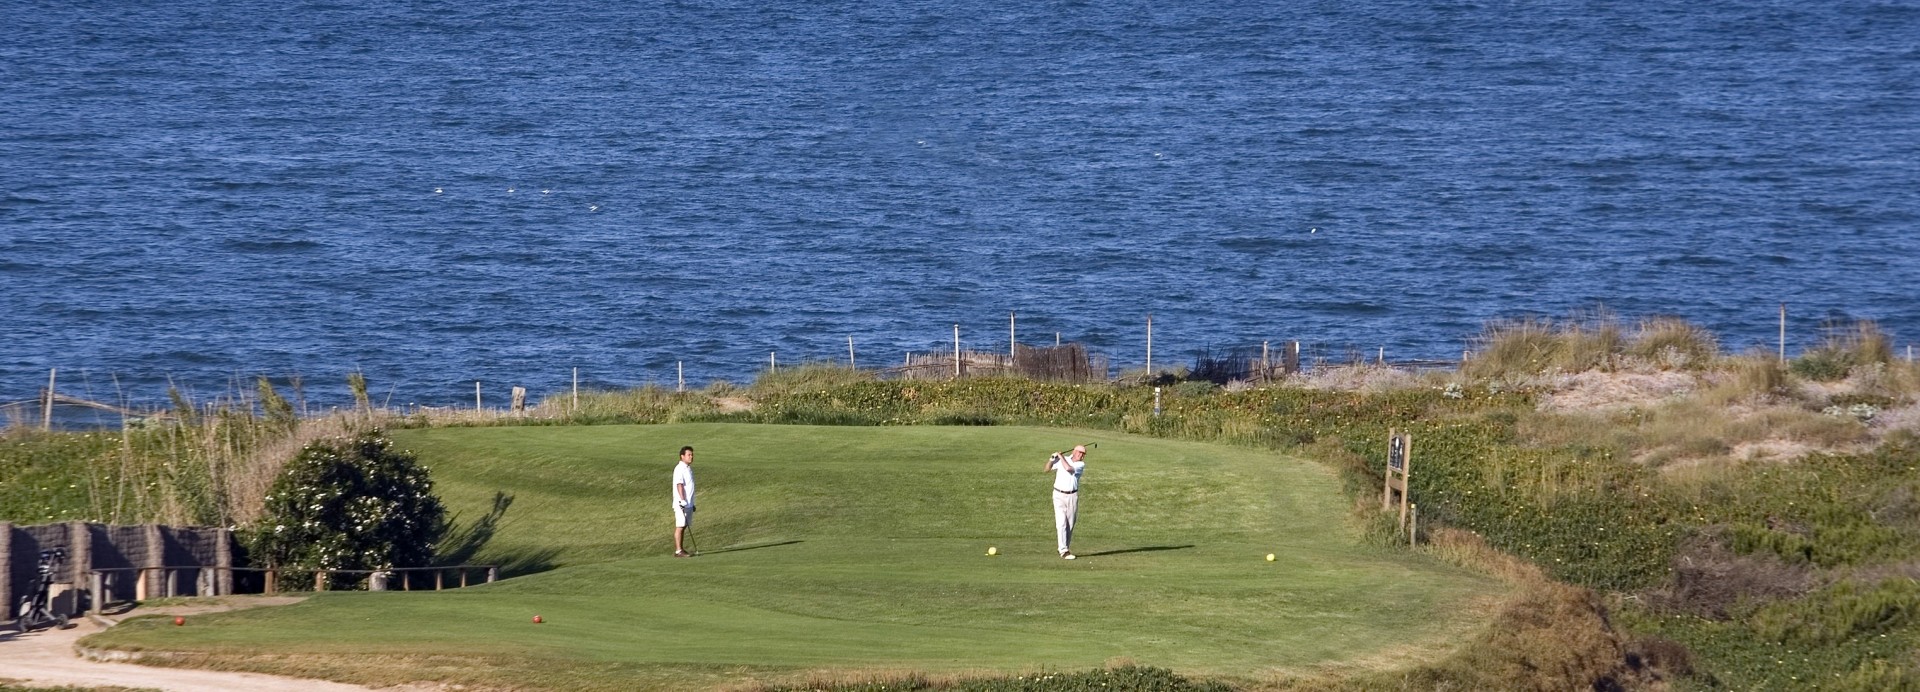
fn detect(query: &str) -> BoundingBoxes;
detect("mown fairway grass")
[85,424,1502,690]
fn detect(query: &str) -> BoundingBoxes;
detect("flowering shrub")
[247,431,444,589]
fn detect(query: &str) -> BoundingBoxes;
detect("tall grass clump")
[1464,313,1639,379]
[1463,318,1561,380]
[1705,351,1794,404]
[749,361,879,397]
[1793,320,1895,382]
[0,374,389,526]
[1626,317,1718,370]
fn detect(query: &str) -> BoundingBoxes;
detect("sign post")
[1382,430,1414,538]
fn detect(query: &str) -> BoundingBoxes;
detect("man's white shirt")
[672,461,695,507]
[1052,458,1084,492]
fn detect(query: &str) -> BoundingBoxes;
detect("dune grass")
[82,424,1501,690]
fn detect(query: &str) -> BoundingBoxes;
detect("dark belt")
[1054,488,1077,494]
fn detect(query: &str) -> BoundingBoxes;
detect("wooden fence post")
[215,527,233,596]
[43,369,56,431]
[145,524,164,599]
[511,386,527,413]
[90,571,104,614]
[1779,303,1787,364]
[68,521,90,607]
[0,520,11,609]
[1146,315,1153,373]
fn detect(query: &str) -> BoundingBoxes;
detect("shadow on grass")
[1079,544,1195,557]
[437,491,561,578]
[699,540,804,556]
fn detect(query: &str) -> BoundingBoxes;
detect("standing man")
[1047,444,1087,559]
[672,445,696,557]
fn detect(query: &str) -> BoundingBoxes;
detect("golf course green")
[85,424,1504,689]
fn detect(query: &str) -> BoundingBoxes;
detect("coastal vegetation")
[5,316,1918,689]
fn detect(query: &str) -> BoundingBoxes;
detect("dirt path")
[0,599,380,692]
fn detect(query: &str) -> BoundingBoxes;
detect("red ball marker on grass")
[532,615,543,624]
[174,616,185,626]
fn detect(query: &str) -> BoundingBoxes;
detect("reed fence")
[2,520,494,621]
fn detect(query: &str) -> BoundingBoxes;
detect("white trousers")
[1053,490,1078,554]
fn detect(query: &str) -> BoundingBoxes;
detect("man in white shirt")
[672,446,696,557]
[1047,445,1088,559]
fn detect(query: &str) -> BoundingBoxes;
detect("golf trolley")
[12,547,71,633]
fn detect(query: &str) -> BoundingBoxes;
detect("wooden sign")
[1381,430,1414,534]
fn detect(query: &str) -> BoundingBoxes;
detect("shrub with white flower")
[246,430,445,590]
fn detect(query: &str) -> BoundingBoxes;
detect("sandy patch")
[0,598,383,692]
[1537,370,1698,412]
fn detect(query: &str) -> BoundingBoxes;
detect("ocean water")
[3,0,1917,412]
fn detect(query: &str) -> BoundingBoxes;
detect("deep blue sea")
[3,0,1918,414]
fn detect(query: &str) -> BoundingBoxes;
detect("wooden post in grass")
[511,387,526,413]
[572,368,580,411]
[1146,314,1153,373]
[1382,430,1414,533]
[475,382,482,411]
[849,336,856,369]
[1009,312,1017,362]
[770,352,777,372]
[0,521,10,610]
[1262,341,1271,381]
[677,362,685,392]
[1779,304,1787,364]
[1286,341,1301,374]
[953,324,961,379]
[43,369,55,431]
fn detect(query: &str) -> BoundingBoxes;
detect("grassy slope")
[87,424,1499,689]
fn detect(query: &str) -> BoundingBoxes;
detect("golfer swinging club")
[672,445,696,557]
[1047,444,1088,559]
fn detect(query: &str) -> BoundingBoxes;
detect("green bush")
[246,431,445,589]
[1750,580,1920,647]
[1619,605,1920,690]
[1792,352,1854,382]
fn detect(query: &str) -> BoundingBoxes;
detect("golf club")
[1057,442,1097,456]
